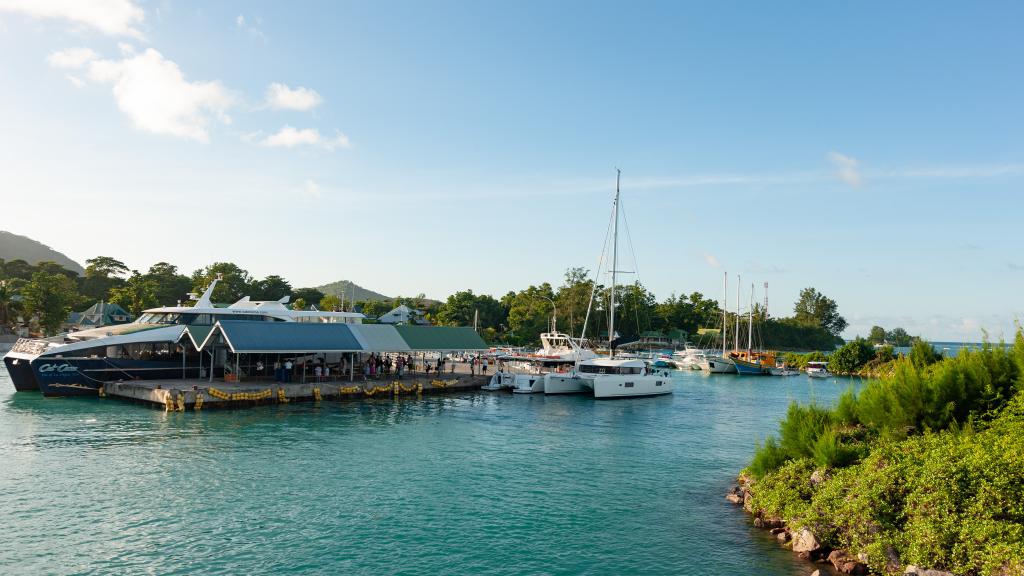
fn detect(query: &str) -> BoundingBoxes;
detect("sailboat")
[701,272,738,374]
[574,170,673,399]
[730,282,774,376]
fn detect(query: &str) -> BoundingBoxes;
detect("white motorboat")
[806,361,832,378]
[769,365,801,376]
[672,343,705,370]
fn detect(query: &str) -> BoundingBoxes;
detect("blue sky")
[1,1,1022,341]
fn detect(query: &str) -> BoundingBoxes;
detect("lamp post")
[541,296,557,334]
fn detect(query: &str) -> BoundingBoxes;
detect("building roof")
[190,321,487,354]
[350,324,411,352]
[393,325,486,351]
[203,321,362,353]
[72,301,133,327]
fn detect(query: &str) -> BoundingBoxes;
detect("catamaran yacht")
[573,171,673,399]
[2,278,363,396]
[485,331,596,394]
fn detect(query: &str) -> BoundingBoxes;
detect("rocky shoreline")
[727,475,955,576]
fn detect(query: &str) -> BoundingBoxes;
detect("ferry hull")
[32,358,199,397]
[3,355,41,391]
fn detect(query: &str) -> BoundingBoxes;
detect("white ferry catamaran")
[2,278,363,396]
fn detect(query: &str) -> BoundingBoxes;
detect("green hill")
[0,231,84,274]
[316,280,391,302]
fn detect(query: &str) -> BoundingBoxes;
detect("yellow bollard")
[195,392,203,410]
[176,391,186,412]
[313,387,322,402]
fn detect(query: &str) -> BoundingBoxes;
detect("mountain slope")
[0,231,84,274]
[316,280,391,302]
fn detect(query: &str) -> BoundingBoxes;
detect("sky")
[0,0,1022,341]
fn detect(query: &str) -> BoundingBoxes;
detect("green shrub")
[829,338,876,374]
[778,402,834,460]
[811,428,861,468]
[909,339,941,368]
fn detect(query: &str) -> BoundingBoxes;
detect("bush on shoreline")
[743,329,1024,575]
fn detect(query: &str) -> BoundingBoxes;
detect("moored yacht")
[488,331,596,394]
[806,361,832,379]
[2,278,363,396]
[575,170,673,399]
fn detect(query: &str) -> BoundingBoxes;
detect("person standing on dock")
[274,360,282,383]
[284,359,293,383]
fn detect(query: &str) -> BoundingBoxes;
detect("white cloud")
[85,48,234,141]
[64,74,86,88]
[703,253,721,269]
[0,0,145,38]
[260,126,351,150]
[235,13,266,42]
[117,42,135,56]
[235,14,245,28]
[265,82,323,111]
[46,47,98,69]
[828,151,862,186]
[302,179,321,201]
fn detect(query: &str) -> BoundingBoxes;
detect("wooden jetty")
[103,373,490,411]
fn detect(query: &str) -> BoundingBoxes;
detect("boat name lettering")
[38,363,78,373]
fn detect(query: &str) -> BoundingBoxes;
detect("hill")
[0,231,84,274]
[316,280,392,302]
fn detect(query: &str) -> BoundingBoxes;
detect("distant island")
[0,231,83,274]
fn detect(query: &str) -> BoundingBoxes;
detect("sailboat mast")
[747,282,753,353]
[721,272,728,357]
[734,274,741,351]
[609,169,620,360]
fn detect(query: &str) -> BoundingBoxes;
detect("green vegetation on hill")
[744,331,1024,575]
[316,279,391,302]
[0,231,83,274]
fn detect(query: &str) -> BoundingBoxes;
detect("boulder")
[776,531,791,543]
[743,490,754,512]
[725,493,742,505]
[811,571,823,576]
[792,528,821,553]
[828,550,868,575]
[905,567,954,576]
[810,469,828,487]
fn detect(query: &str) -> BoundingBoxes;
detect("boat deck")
[103,372,489,410]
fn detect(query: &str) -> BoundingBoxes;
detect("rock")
[828,550,868,575]
[884,545,901,573]
[761,517,785,529]
[792,528,821,553]
[770,527,786,535]
[776,531,791,543]
[797,551,812,561]
[743,490,754,513]
[810,469,828,487]
[725,493,742,505]
[753,517,764,528]
[810,571,823,576]
[905,566,955,576]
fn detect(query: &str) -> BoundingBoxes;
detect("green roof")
[394,325,487,351]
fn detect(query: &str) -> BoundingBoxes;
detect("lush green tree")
[292,298,307,311]
[793,287,848,336]
[828,338,876,374]
[868,325,887,344]
[555,267,595,337]
[80,256,128,301]
[109,271,159,316]
[0,279,13,326]
[886,327,912,347]
[319,294,342,311]
[607,281,658,340]
[909,339,942,368]
[292,287,325,306]
[250,275,292,301]
[22,271,78,335]
[505,283,556,345]
[1,259,36,281]
[191,262,253,303]
[144,262,192,306]
[435,290,506,329]
[356,299,392,318]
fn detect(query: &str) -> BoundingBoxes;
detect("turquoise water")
[0,370,858,575]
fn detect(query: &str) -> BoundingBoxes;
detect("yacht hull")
[32,357,201,397]
[700,356,737,374]
[584,374,673,398]
[510,374,544,394]
[543,373,588,394]
[732,358,768,376]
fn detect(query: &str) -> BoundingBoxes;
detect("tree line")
[1,257,853,350]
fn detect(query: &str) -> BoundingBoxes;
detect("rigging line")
[580,200,617,343]
[618,196,646,335]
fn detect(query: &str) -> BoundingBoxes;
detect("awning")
[349,324,411,352]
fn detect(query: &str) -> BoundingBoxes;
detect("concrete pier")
[103,372,490,410]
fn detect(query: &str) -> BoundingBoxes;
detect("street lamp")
[541,296,557,334]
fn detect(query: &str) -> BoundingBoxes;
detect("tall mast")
[609,169,620,360]
[721,272,728,357]
[734,274,741,351]
[747,282,753,353]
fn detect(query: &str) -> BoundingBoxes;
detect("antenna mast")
[734,274,741,352]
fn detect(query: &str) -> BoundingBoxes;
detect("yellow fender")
[194,393,203,410]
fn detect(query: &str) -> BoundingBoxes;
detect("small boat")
[806,361,832,379]
[700,355,737,374]
[769,365,800,377]
[731,354,769,376]
[673,343,705,370]
[651,353,676,369]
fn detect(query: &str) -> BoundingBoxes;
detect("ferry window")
[188,314,213,325]
[625,382,634,387]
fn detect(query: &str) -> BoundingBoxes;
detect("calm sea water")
[0,370,857,576]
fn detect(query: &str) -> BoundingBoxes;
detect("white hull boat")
[543,372,589,394]
[700,355,737,374]
[805,361,832,379]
